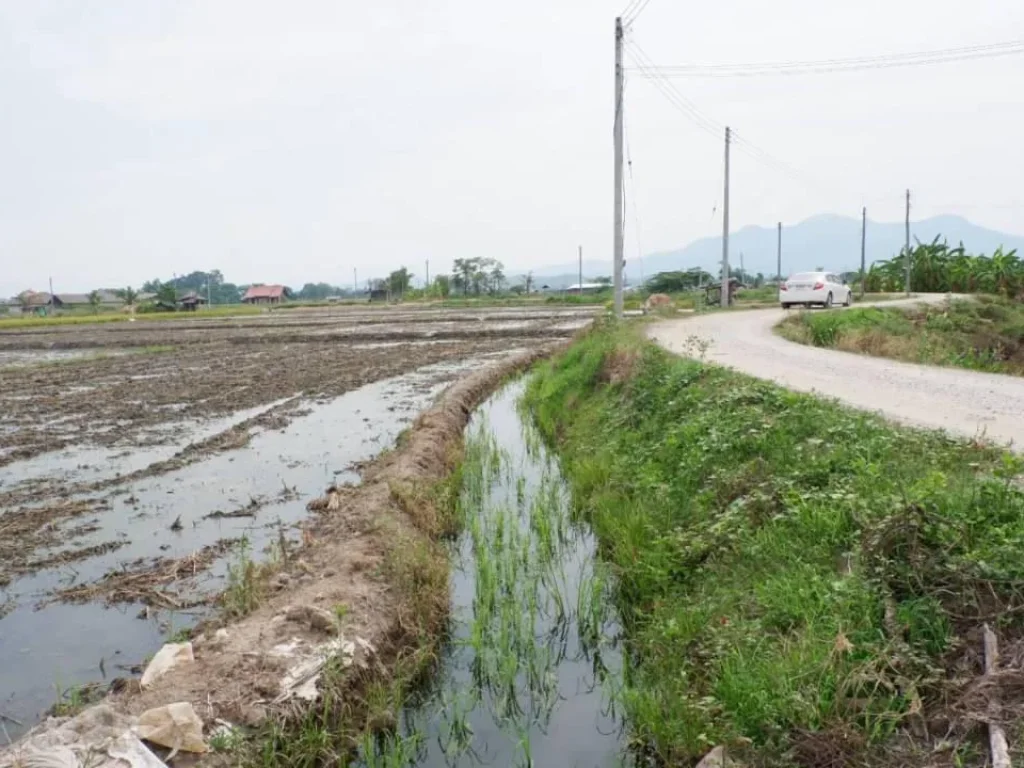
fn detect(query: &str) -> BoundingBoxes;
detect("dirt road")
[649,296,1024,450]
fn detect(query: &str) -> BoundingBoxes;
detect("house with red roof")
[241,285,290,305]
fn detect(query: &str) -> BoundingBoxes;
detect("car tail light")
[813,281,824,290]
[780,283,788,291]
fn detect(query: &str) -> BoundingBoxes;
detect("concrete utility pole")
[353,268,357,294]
[905,189,912,295]
[720,126,731,306]
[776,222,782,281]
[612,17,625,318]
[578,245,583,293]
[425,260,430,289]
[860,207,867,298]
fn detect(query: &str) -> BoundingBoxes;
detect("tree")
[432,275,451,298]
[645,269,713,294]
[388,267,412,296]
[521,271,534,295]
[488,263,505,295]
[117,287,139,307]
[87,290,102,313]
[594,276,613,286]
[155,283,178,310]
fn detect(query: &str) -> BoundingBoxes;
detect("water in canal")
[362,380,632,767]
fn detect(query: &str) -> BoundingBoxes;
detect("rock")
[696,746,727,768]
[284,605,337,635]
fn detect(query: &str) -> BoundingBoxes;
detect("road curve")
[648,296,1024,450]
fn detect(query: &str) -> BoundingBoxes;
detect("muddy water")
[0,357,507,740]
[366,381,631,767]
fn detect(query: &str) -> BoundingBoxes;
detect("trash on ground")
[135,702,207,757]
[140,642,194,689]
[0,705,165,768]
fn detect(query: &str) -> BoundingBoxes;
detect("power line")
[619,0,643,23]
[623,0,654,26]
[626,39,819,189]
[628,39,1024,77]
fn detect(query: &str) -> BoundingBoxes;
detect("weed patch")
[524,323,1024,765]
[777,297,1024,375]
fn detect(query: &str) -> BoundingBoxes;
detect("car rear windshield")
[789,273,819,281]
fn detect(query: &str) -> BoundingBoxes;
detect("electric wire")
[627,39,1024,77]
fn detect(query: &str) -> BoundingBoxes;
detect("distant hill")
[643,214,1024,279]
[515,215,1024,285]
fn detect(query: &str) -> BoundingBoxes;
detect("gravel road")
[649,295,1024,450]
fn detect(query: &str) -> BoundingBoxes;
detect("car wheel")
[804,302,812,309]
[824,292,833,309]
[843,291,852,307]
[781,303,791,310]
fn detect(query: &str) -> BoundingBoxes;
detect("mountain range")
[519,214,1024,288]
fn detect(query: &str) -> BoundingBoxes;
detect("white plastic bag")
[135,702,207,756]
[140,642,193,689]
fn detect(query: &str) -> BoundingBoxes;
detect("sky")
[2,0,1023,295]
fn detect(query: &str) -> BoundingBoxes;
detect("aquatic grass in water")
[358,381,629,767]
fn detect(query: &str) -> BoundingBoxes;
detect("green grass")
[524,322,1024,764]
[777,296,1024,375]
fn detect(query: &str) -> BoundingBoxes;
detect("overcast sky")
[2,0,1022,295]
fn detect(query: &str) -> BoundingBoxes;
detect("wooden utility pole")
[612,17,625,318]
[905,189,912,295]
[720,126,731,306]
[860,207,867,298]
[776,222,782,281]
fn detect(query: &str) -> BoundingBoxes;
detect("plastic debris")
[135,702,207,757]
[270,636,355,703]
[0,705,164,768]
[140,642,194,689]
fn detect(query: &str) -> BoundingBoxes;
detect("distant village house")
[241,285,290,305]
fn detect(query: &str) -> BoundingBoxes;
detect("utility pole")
[353,268,357,294]
[904,189,912,295]
[739,251,744,278]
[207,273,212,307]
[49,276,54,315]
[578,245,583,294]
[612,16,625,318]
[720,126,731,307]
[860,207,867,298]
[776,222,782,282]
[425,260,430,290]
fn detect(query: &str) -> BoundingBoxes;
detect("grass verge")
[776,296,1024,375]
[524,321,1024,765]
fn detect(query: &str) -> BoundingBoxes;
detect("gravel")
[648,295,1024,451]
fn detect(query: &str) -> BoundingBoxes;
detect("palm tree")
[117,286,139,307]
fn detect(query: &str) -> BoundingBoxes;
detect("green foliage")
[778,297,1024,375]
[865,236,1021,296]
[645,268,714,294]
[451,257,505,296]
[524,325,1024,764]
[388,267,412,295]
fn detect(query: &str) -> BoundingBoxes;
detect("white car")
[779,271,852,309]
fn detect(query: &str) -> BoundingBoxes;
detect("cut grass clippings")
[776,296,1024,376]
[524,321,1024,766]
